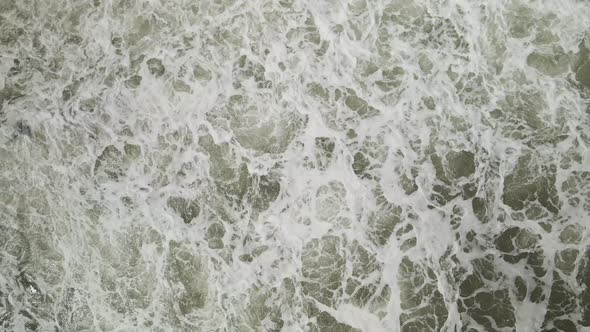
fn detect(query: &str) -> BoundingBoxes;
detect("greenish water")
[0,0,589,331]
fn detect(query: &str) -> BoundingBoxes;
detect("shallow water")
[1,0,589,331]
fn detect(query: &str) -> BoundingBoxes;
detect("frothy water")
[1,0,590,331]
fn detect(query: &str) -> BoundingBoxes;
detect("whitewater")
[1,0,590,331]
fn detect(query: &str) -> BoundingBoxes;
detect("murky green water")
[1,0,589,331]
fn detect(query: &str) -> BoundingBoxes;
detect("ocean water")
[1,0,589,331]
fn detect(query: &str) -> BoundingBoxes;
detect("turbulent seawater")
[1,0,590,331]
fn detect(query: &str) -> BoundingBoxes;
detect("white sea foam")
[1,0,589,331]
